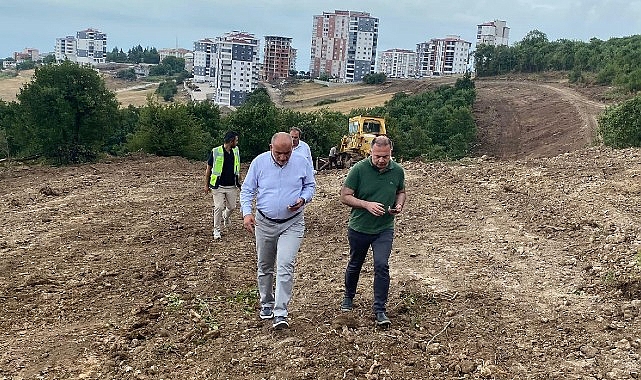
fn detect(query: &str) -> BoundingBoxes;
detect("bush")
[116,68,137,81]
[362,73,386,84]
[598,95,641,148]
[156,80,177,101]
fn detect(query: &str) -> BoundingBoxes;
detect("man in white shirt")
[289,127,314,169]
[240,132,316,330]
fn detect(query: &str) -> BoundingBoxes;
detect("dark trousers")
[344,228,394,313]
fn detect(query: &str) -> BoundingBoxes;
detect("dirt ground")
[2,77,641,380]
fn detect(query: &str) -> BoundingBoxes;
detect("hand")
[287,198,304,212]
[364,201,386,217]
[204,186,211,194]
[243,215,256,234]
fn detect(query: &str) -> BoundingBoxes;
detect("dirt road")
[474,79,606,159]
[1,79,641,379]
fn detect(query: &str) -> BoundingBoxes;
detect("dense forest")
[474,31,641,93]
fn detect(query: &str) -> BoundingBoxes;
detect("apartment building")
[55,36,76,62]
[193,31,260,107]
[476,20,510,47]
[309,10,378,82]
[55,28,107,65]
[416,35,471,77]
[262,36,293,82]
[377,49,417,78]
[76,29,107,65]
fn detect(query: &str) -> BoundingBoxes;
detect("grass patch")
[314,98,338,106]
[0,71,18,80]
[228,287,259,316]
[165,292,184,311]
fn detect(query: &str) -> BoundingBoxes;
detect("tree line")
[0,62,477,164]
[474,31,641,91]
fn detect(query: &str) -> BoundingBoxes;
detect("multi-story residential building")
[309,10,378,82]
[193,38,216,82]
[476,20,510,47]
[55,36,76,62]
[76,28,107,65]
[55,28,106,65]
[289,48,298,73]
[193,31,260,107]
[377,49,417,78]
[416,35,471,77]
[262,36,293,82]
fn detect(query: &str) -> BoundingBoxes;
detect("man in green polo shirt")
[339,136,406,327]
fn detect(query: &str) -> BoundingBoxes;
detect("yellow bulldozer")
[336,115,387,168]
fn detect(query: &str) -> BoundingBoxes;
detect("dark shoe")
[341,297,353,311]
[259,307,274,320]
[375,312,391,326]
[272,316,289,330]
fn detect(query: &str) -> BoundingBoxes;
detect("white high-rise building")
[76,29,107,65]
[309,10,378,82]
[378,49,417,78]
[55,36,77,62]
[55,28,107,65]
[476,20,510,47]
[416,35,471,77]
[193,31,260,106]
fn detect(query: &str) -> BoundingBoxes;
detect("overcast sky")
[2,0,641,71]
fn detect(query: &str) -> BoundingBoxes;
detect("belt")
[257,209,301,224]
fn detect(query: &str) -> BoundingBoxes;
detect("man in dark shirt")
[205,131,241,240]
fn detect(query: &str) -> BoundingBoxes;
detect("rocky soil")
[1,78,641,379]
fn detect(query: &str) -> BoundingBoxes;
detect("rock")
[426,343,440,354]
[458,359,476,374]
[580,345,599,358]
[614,339,631,350]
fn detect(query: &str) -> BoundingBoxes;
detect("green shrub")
[598,95,641,148]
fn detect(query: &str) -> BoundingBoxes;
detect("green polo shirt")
[344,158,405,234]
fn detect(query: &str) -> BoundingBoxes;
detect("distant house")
[14,48,39,62]
[158,47,193,72]
[2,59,16,69]
[134,63,152,77]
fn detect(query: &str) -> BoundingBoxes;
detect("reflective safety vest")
[209,145,240,187]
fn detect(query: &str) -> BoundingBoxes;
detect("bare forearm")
[340,193,366,208]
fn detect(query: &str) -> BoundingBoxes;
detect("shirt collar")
[369,156,391,173]
[270,153,288,168]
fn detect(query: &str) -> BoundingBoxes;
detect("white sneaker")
[213,229,221,240]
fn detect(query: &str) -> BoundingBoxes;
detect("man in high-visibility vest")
[205,131,241,240]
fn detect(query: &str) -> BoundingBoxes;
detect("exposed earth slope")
[2,79,641,380]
